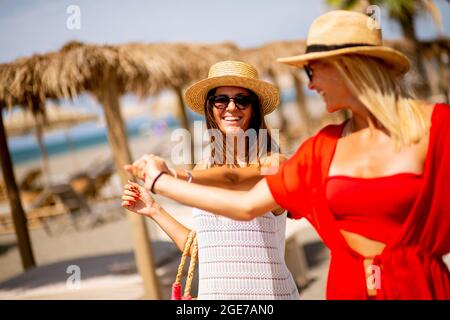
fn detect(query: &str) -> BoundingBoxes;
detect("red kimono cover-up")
[266,103,450,299]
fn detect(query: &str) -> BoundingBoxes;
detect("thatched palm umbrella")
[420,38,450,104]
[0,40,240,298]
[5,105,99,184]
[5,104,97,135]
[0,50,95,270]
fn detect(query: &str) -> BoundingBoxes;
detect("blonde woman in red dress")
[128,11,450,299]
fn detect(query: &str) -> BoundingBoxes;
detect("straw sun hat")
[184,60,280,115]
[278,10,411,75]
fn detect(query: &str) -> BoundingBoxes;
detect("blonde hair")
[330,55,428,148]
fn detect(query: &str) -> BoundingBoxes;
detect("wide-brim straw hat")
[277,10,411,76]
[184,60,280,115]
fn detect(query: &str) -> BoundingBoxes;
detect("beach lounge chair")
[46,183,104,232]
[70,160,115,200]
[19,168,43,191]
[0,198,66,235]
[0,185,85,235]
[0,181,119,235]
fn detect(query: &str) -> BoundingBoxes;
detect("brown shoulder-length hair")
[203,87,278,167]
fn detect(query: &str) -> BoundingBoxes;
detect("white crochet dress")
[192,208,300,300]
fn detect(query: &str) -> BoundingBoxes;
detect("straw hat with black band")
[277,10,411,76]
[184,60,280,115]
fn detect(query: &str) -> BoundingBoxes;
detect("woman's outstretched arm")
[177,165,263,190]
[126,154,286,191]
[159,176,278,220]
[139,158,279,220]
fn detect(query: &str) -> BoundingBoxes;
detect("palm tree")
[326,0,448,98]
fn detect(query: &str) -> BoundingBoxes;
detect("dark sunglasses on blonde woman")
[304,64,313,82]
[209,94,254,110]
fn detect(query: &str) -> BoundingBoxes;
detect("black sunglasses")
[304,64,313,82]
[208,94,254,110]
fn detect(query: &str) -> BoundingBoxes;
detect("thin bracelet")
[185,170,193,183]
[150,172,166,194]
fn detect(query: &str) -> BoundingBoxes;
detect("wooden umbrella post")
[291,71,311,137]
[34,115,51,187]
[267,69,289,137]
[175,87,194,169]
[96,80,161,300]
[0,111,35,269]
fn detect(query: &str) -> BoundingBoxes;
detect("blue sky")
[1,0,449,63]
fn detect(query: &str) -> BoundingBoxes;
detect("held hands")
[121,180,161,217]
[124,154,174,191]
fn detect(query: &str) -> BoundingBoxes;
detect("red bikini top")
[325,173,423,243]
